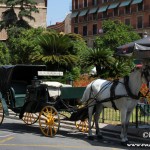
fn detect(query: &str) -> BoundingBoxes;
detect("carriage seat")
[10,81,27,108]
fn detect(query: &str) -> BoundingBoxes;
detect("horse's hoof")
[97,135,103,139]
[88,136,94,140]
[121,141,130,146]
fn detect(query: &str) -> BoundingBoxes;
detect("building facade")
[47,14,71,34]
[0,0,47,40]
[71,0,150,47]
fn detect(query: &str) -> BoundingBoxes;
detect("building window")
[125,5,130,14]
[93,24,97,35]
[84,0,88,7]
[125,18,130,26]
[84,14,88,21]
[75,0,78,9]
[102,0,107,3]
[92,0,97,6]
[74,17,78,23]
[103,11,107,18]
[83,25,87,36]
[138,2,143,11]
[137,16,143,28]
[114,8,118,16]
[93,13,97,20]
[74,27,78,34]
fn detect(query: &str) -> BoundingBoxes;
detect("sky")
[46,0,72,26]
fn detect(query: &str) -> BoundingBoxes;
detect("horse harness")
[89,68,150,110]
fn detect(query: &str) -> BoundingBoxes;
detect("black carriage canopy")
[0,65,46,95]
[116,36,150,58]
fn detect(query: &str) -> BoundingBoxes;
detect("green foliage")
[0,41,10,65]
[107,58,134,78]
[0,8,18,30]
[0,0,38,30]
[7,27,44,64]
[90,20,140,78]
[82,47,115,77]
[95,20,140,50]
[32,32,78,71]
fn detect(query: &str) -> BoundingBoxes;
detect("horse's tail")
[80,83,92,103]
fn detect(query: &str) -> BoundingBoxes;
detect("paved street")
[0,118,130,150]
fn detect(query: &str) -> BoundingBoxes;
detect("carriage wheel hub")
[46,115,54,125]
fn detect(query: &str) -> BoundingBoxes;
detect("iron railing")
[99,104,150,128]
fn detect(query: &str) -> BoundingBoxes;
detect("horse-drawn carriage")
[0,65,88,137]
[0,64,149,145]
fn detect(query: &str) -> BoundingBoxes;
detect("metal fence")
[99,104,150,128]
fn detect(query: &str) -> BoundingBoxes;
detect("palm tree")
[32,32,78,71]
[83,48,115,77]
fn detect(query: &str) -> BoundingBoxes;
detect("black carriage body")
[19,83,51,119]
[0,65,46,114]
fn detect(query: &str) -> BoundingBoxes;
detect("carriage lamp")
[32,76,41,87]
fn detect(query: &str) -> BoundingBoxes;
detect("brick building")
[0,0,47,40]
[47,14,71,34]
[71,0,150,47]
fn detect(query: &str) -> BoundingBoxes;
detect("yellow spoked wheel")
[0,100,4,125]
[22,112,39,125]
[75,119,94,132]
[75,119,89,132]
[39,106,60,137]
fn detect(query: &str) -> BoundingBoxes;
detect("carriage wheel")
[75,119,94,132]
[75,119,89,132]
[39,106,60,137]
[0,100,4,125]
[22,113,39,125]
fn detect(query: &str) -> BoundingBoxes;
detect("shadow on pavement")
[0,121,128,149]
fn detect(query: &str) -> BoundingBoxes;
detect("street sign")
[38,71,63,76]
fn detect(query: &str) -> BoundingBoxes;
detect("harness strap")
[110,79,119,110]
[124,76,140,99]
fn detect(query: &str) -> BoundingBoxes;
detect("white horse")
[80,66,150,145]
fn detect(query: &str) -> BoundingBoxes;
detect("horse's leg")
[88,104,95,140]
[94,104,103,139]
[120,109,128,145]
[124,110,134,142]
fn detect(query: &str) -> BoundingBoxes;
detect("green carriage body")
[0,64,46,116]
[60,87,86,100]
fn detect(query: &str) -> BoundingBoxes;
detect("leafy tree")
[66,33,89,74]
[85,20,141,78]
[0,41,10,65]
[0,8,18,30]
[7,27,44,64]
[83,47,115,77]
[95,20,140,50]
[32,32,78,71]
[0,0,39,30]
